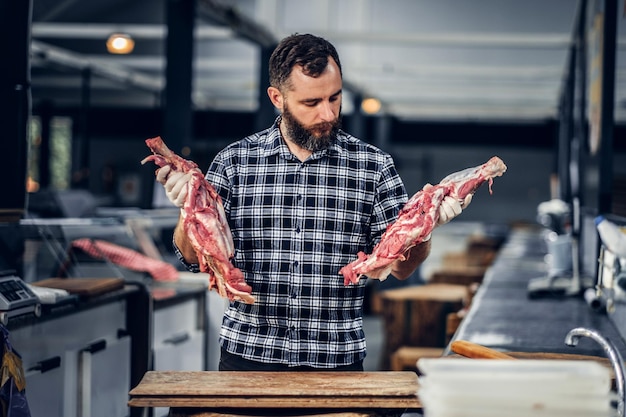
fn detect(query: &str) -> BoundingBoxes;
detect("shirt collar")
[260,116,345,161]
[259,116,287,157]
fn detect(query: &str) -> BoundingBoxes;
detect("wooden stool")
[429,265,486,286]
[390,346,444,371]
[467,235,502,251]
[445,309,467,344]
[428,250,488,286]
[441,250,495,268]
[466,247,497,266]
[378,283,467,369]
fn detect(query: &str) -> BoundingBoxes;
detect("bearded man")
[157,33,468,371]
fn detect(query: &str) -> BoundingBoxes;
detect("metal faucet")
[565,327,626,417]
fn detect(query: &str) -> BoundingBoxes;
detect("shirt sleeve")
[204,151,232,214]
[369,154,408,245]
[173,238,201,273]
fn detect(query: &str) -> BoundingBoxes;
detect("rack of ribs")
[142,136,255,304]
[340,156,507,285]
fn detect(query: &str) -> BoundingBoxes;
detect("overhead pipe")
[32,22,583,49]
[196,0,276,48]
[31,40,163,93]
[32,22,235,42]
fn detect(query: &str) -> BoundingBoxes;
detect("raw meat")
[72,238,179,281]
[340,156,507,285]
[141,136,255,303]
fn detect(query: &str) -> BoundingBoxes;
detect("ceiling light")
[106,33,135,54]
[361,97,382,114]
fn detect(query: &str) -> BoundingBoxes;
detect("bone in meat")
[340,156,507,285]
[141,136,255,303]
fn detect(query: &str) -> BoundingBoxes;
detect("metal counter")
[450,227,626,358]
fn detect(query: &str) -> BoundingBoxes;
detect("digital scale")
[0,275,42,325]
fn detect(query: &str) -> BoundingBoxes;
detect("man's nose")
[318,102,335,121]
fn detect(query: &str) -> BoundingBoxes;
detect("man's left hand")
[437,194,473,225]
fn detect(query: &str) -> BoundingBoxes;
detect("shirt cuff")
[173,238,201,273]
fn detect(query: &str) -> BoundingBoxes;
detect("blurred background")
[4,0,624,224]
[1,2,626,416]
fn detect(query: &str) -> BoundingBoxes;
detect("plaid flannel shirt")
[176,118,407,368]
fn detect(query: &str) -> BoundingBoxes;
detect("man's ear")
[267,86,283,110]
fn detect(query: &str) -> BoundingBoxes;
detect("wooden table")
[379,283,468,369]
[128,371,421,417]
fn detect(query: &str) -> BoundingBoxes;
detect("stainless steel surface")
[451,228,626,357]
[565,327,626,417]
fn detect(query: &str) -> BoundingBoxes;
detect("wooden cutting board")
[128,371,421,409]
[507,351,615,373]
[448,350,616,379]
[450,341,614,369]
[33,277,124,297]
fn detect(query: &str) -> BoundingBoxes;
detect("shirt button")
[295,226,301,233]
[293,261,299,268]
[297,194,302,201]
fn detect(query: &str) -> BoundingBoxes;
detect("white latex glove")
[156,165,193,208]
[437,194,473,226]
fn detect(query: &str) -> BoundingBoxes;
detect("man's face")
[282,100,341,152]
[277,57,343,152]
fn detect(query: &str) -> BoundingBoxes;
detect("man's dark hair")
[269,33,342,91]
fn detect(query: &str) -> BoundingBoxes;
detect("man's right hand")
[156,165,193,208]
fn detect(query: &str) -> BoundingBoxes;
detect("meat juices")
[340,156,507,285]
[142,136,255,304]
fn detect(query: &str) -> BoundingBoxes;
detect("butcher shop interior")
[2,0,626,416]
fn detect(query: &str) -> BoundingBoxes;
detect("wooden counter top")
[128,371,421,410]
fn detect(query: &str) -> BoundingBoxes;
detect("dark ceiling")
[29,0,626,124]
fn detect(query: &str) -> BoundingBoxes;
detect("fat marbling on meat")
[340,156,507,285]
[142,136,255,304]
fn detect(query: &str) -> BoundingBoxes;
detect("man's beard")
[282,104,341,152]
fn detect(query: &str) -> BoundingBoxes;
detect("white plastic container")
[417,358,613,417]
[596,216,626,259]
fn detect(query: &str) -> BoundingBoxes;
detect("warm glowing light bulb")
[112,37,129,50]
[106,33,135,54]
[361,97,382,114]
